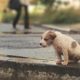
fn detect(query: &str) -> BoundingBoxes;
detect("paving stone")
[0,23,80,61]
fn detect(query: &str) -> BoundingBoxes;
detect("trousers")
[13,5,30,29]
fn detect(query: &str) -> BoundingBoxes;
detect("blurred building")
[54,0,80,9]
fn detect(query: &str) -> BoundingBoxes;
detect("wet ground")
[0,23,80,62]
[0,23,80,79]
[0,23,56,60]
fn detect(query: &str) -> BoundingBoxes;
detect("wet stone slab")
[0,24,80,79]
[0,34,41,49]
[0,33,80,49]
[0,61,80,80]
[0,34,56,60]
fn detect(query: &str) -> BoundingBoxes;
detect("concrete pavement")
[0,23,57,62]
[0,23,80,79]
[0,23,80,62]
[34,23,80,33]
[0,23,80,61]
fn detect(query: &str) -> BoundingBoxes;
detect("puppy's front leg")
[56,52,62,64]
[62,48,69,65]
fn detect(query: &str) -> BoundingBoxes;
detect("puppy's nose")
[40,43,42,46]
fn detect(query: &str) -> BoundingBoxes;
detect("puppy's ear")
[49,31,56,40]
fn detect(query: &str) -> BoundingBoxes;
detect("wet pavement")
[0,23,57,61]
[0,23,80,63]
[0,23,80,79]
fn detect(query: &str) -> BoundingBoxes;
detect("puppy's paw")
[62,61,68,65]
[56,60,62,64]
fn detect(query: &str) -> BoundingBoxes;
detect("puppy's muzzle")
[40,42,47,47]
[40,43,42,46]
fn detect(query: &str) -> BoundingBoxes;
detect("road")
[0,23,80,80]
[0,23,56,62]
[0,23,80,63]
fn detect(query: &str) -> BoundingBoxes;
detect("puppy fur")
[40,30,80,65]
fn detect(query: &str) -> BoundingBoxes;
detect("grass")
[2,7,80,25]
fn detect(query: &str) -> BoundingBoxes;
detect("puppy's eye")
[44,38,48,41]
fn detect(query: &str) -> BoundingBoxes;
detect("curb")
[0,55,80,78]
[33,24,80,34]
[0,60,80,80]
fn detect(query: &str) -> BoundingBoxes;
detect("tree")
[30,0,39,4]
[40,0,55,6]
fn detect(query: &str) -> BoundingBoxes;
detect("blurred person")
[8,0,30,33]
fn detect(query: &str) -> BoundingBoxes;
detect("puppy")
[40,30,80,65]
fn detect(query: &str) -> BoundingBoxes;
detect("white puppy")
[40,30,80,65]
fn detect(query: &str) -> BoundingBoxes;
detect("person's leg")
[24,5,30,29]
[12,7,21,29]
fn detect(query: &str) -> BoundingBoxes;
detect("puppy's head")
[40,30,56,47]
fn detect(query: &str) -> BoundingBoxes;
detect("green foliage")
[52,8,80,24]
[2,7,80,24]
[41,8,80,24]
[2,12,15,23]
[40,0,55,5]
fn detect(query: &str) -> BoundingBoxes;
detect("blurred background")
[0,0,80,27]
[0,1,80,79]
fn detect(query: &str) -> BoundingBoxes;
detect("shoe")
[11,27,17,34]
[24,29,31,34]
[13,28,16,32]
